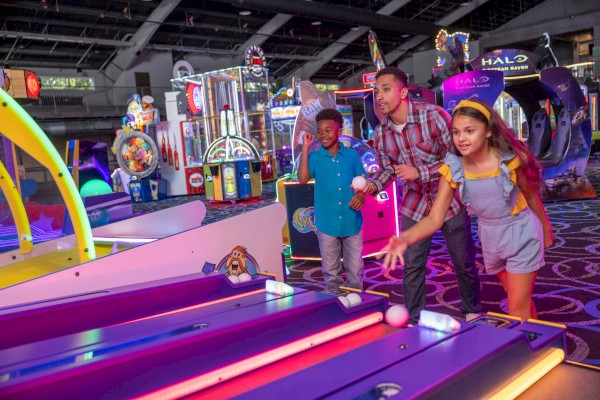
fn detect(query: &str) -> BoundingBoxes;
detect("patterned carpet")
[133,163,600,365]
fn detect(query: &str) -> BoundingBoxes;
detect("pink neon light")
[113,289,266,326]
[334,88,372,95]
[136,312,384,399]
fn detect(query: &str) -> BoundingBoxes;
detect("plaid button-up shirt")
[370,100,464,222]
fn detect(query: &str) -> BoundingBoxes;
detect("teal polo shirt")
[308,143,367,237]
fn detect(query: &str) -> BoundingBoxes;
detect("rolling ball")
[385,304,409,327]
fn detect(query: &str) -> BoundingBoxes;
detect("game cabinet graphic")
[214,245,261,276]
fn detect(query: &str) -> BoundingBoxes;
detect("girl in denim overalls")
[381,99,553,322]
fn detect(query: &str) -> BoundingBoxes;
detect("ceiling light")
[401,33,410,38]
[350,26,360,31]
[311,21,321,26]
[460,1,472,6]
[239,10,251,16]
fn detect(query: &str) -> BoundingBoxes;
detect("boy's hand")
[302,133,315,151]
[360,179,378,195]
[376,236,408,269]
[348,192,365,210]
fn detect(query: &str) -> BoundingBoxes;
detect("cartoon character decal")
[292,207,316,233]
[215,245,260,276]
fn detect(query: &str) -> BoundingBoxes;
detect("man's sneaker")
[465,313,482,323]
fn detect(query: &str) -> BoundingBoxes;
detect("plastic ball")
[80,179,113,197]
[338,296,351,308]
[351,176,367,190]
[345,292,363,307]
[385,304,409,327]
[89,208,111,228]
[228,274,240,284]
[238,272,252,282]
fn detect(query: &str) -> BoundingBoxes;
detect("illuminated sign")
[362,72,377,86]
[435,29,470,79]
[271,105,301,120]
[245,46,266,78]
[3,69,39,104]
[186,83,202,114]
[469,49,541,76]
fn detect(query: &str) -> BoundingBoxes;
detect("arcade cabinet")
[281,136,399,259]
[448,49,597,201]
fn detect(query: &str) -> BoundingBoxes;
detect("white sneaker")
[465,313,482,323]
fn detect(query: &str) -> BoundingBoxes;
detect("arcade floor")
[128,161,600,367]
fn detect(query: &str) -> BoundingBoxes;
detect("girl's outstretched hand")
[377,236,408,269]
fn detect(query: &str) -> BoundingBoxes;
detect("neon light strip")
[565,61,594,68]
[504,73,540,81]
[290,255,322,261]
[136,312,384,400]
[487,348,564,400]
[334,88,372,95]
[392,182,400,236]
[113,289,266,326]
[93,237,159,244]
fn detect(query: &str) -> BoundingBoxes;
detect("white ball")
[385,304,409,327]
[238,272,252,282]
[351,176,367,190]
[338,296,351,308]
[346,292,363,307]
[228,274,240,284]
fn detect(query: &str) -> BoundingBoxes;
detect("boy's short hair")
[375,66,408,87]
[315,108,344,127]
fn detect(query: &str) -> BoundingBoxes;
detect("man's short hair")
[316,108,344,127]
[375,66,408,87]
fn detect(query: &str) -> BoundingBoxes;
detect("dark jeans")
[401,210,481,324]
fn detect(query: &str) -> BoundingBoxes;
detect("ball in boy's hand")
[385,304,409,327]
[352,176,367,190]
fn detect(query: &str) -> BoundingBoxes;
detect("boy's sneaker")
[465,313,482,323]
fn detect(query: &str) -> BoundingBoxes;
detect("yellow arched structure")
[0,159,33,254]
[0,89,95,262]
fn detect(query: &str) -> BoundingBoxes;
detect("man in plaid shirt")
[363,67,481,325]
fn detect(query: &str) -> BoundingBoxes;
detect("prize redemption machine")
[112,130,166,203]
[282,136,399,259]
[170,66,267,202]
[202,106,262,203]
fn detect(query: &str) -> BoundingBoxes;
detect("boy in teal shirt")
[298,109,367,290]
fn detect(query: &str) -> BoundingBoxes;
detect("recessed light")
[311,21,322,26]
[239,10,252,16]
[350,26,360,31]
[460,1,472,6]
[401,33,410,38]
